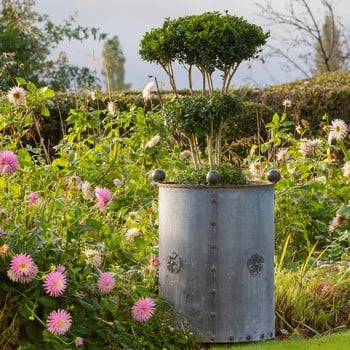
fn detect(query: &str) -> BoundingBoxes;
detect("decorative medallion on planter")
[247,253,264,276]
[166,252,181,273]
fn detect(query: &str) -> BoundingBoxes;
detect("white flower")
[126,228,139,241]
[145,134,161,148]
[128,211,141,222]
[84,248,103,268]
[299,138,321,157]
[328,119,348,143]
[249,161,264,180]
[276,148,288,162]
[343,161,350,178]
[142,81,156,101]
[282,98,291,108]
[7,86,26,105]
[113,178,123,186]
[81,181,94,200]
[107,101,115,115]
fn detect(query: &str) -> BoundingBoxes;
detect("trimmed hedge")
[11,71,350,155]
[261,70,350,133]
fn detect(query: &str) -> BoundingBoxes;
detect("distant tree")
[254,0,350,78]
[101,35,130,91]
[0,0,107,91]
[312,15,343,74]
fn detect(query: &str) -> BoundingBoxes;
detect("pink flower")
[8,253,38,284]
[95,187,113,210]
[28,191,40,205]
[0,151,19,176]
[97,272,115,294]
[74,336,84,347]
[46,309,72,335]
[131,297,156,322]
[0,228,5,237]
[149,256,161,270]
[7,86,26,105]
[43,267,67,297]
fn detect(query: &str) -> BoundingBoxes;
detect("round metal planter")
[158,182,275,343]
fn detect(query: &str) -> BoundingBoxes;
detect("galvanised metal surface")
[158,183,275,343]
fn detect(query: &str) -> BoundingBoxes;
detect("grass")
[209,331,350,350]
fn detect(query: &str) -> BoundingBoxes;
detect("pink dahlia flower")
[0,150,19,176]
[46,309,72,335]
[95,187,113,210]
[97,272,115,294]
[131,297,156,322]
[8,253,38,284]
[28,191,40,205]
[7,86,26,105]
[43,267,67,297]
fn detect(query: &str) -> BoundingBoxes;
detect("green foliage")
[211,331,350,349]
[0,0,106,91]
[173,163,247,186]
[275,262,350,337]
[0,82,196,349]
[1,76,349,348]
[139,11,269,93]
[261,71,350,133]
[162,92,243,170]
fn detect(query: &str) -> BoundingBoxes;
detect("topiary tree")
[140,12,269,173]
[139,11,269,95]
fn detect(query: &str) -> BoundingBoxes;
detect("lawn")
[210,331,350,350]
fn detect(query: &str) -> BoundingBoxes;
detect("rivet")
[210,312,216,318]
[229,336,234,341]
[210,335,215,341]
[209,220,216,226]
[210,244,216,249]
[246,335,251,341]
[210,265,216,272]
[210,288,216,295]
[210,197,216,203]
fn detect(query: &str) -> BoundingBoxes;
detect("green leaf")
[16,77,27,86]
[39,295,56,308]
[51,157,69,168]
[40,104,50,117]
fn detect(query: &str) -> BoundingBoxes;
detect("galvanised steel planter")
[158,182,275,343]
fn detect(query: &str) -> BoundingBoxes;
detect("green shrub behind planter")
[261,71,350,134]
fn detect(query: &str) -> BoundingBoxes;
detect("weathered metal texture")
[158,183,275,343]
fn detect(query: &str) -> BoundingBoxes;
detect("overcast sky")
[33,0,349,91]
